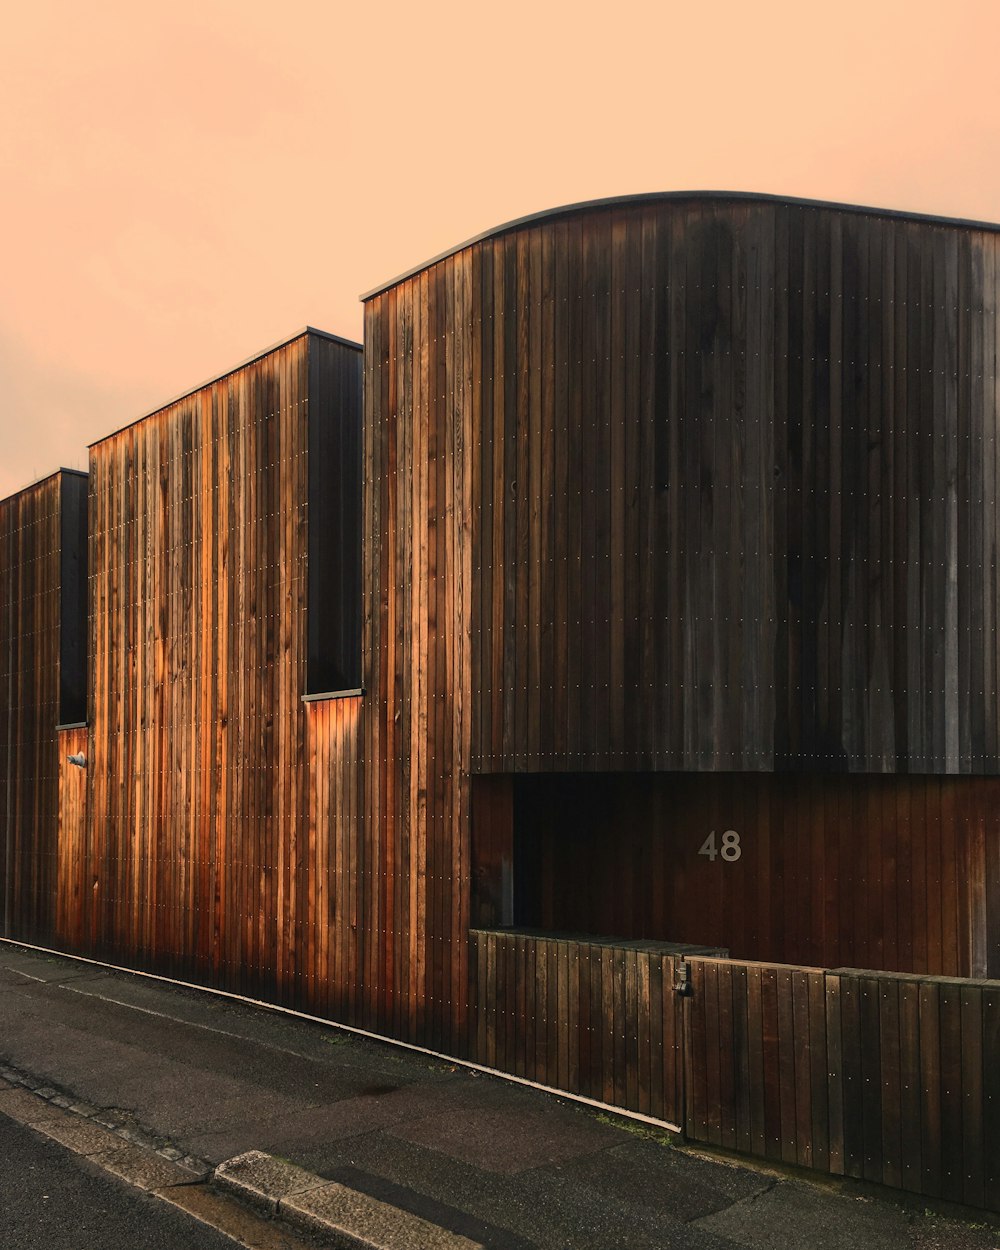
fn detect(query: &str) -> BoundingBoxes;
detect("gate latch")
[675,959,693,997]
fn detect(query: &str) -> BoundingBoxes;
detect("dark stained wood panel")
[508,771,1000,978]
[308,340,362,693]
[59,473,88,725]
[367,199,1000,775]
[686,958,1000,1213]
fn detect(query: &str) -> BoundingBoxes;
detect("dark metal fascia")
[360,188,1000,301]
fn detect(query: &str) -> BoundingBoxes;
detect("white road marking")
[2,966,49,984]
[56,982,332,1063]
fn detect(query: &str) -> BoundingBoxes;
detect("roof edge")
[360,189,1000,301]
[88,326,362,449]
[0,466,88,507]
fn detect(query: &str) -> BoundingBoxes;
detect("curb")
[1,1064,483,1250]
[0,1062,207,1174]
[0,1068,314,1249]
[215,1150,485,1250]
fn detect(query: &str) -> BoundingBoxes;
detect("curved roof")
[360,189,1000,302]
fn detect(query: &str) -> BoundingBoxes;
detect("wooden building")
[363,191,1000,1011]
[0,469,87,944]
[73,328,363,996]
[6,193,1000,1205]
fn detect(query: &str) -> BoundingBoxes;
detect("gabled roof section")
[88,326,361,449]
[0,467,87,508]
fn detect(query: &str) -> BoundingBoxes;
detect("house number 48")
[698,830,742,862]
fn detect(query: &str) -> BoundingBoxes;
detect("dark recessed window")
[306,337,362,696]
[59,472,88,726]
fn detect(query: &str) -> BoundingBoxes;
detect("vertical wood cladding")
[55,726,87,947]
[84,331,361,1005]
[369,197,1000,777]
[685,959,1000,1212]
[362,260,476,1049]
[362,194,1000,1058]
[0,471,86,943]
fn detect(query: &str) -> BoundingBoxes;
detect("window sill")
[301,689,364,703]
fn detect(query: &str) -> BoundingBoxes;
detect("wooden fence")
[472,933,1000,1213]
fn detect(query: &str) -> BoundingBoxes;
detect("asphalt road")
[0,1114,237,1250]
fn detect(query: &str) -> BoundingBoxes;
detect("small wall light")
[67,753,87,769]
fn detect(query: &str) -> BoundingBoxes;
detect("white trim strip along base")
[0,936,682,1135]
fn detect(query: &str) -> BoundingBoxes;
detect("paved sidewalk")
[0,943,997,1250]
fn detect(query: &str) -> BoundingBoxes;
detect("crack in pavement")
[675,1172,778,1226]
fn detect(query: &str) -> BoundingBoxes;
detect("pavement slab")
[0,1086,67,1124]
[89,1143,204,1191]
[32,1114,122,1155]
[291,1126,746,1250]
[554,1138,772,1220]
[282,1178,486,1249]
[692,1181,1000,1250]
[185,1083,479,1165]
[387,1104,631,1174]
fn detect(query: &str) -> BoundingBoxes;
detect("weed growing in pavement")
[921,1208,992,1232]
[592,1112,674,1147]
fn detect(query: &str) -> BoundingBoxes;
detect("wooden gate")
[683,959,831,1167]
[683,957,1000,1212]
[470,929,710,1127]
[471,939,1000,1213]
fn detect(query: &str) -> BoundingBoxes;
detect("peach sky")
[2,0,999,496]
